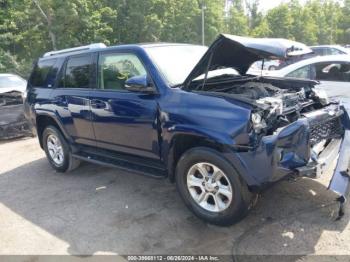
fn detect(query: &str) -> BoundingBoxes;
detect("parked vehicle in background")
[0,74,33,139]
[251,43,314,71]
[24,35,350,226]
[310,45,350,56]
[0,74,27,93]
[252,60,281,71]
[265,55,350,99]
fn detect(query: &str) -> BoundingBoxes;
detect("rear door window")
[330,48,345,55]
[286,65,311,79]
[29,59,57,88]
[60,55,92,88]
[312,48,324,56]
[315,62,350,82]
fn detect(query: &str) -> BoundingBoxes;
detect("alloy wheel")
[186,162,233,213]
[47,134,64,166]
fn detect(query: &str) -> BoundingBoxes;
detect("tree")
[339,0,350,44]
[266,4,293,39]
[0,0,348,77]
[160,0,201,43]
[202,0,226,44]
[32,0,57,50]
[225,0,249,36]
[289,0,317,44]
[246,0,263,30]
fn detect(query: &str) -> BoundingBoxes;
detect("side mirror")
[125,75,156,94]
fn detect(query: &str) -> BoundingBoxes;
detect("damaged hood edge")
[183,34,312,90]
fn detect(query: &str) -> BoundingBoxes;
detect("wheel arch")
[36,113,70,149]
[165,132,230,183]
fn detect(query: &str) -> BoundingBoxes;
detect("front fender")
[161,123,259,186]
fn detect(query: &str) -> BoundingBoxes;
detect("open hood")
[183,34,312,89]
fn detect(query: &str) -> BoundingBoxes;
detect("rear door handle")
[91,99,106,109]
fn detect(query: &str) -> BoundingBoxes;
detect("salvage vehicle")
[0,74,33,139]
[24,35,350,226]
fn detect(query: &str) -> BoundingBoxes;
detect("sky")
[224,0,308,14]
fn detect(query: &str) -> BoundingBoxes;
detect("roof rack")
[43,43,107,57]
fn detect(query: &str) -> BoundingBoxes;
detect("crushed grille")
[309,116,343,145]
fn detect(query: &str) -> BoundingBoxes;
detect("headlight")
[313,88,329,105]
[251,113,262,125]
[251,112,267,133]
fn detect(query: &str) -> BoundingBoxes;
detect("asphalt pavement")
[0,138,349,257]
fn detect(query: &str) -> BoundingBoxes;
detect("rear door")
[51,54,96,146]
[90,51,160,159]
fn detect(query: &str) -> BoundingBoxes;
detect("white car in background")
[310,45,350,56]
[0,74,27,94]
[251,59,282,71]
[263,55,350,98]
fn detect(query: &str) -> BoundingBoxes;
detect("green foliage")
[225,0,249,36]
[0,0,349,76]
[0,48,31,77]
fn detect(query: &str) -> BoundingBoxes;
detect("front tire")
[175,147,256,226]
[42,126,80,172]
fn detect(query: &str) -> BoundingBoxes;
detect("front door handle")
[91,99,106,109]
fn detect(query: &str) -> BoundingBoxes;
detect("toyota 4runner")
[24,34,350,226]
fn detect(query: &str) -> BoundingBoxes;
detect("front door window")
[98,53,147,90]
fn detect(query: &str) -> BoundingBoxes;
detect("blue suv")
[25,34,350,226]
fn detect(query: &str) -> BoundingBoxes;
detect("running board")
[72,151,167,179]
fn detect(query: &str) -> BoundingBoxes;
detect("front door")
[90,51,160,159]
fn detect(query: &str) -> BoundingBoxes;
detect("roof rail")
[43,43,107,57]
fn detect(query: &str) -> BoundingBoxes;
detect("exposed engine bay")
[227,79,323,135]
[192,76,338,137]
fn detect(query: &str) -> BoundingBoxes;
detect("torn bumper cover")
[295,102,350,218]
[228,103,350,208]
[0,92,33,139]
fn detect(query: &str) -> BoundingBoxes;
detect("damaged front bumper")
[296,103,350,198]
[295,105,350,218]
[228,102,350,215]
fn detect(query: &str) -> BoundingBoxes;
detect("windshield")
[145,45,207,86]
[0,75,26,89]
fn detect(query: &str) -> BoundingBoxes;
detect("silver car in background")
[261,55,350,99]
[310,45,350,56]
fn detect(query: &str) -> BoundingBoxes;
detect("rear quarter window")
[29,59,58,88]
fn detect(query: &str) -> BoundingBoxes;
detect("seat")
[327,66,340,81]
[102,66,126,90]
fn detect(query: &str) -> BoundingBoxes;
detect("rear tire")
[175,147,256,226]
[42,126,80,172]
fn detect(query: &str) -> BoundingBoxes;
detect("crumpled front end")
[0,92,33,139]
[226,102,350,207]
